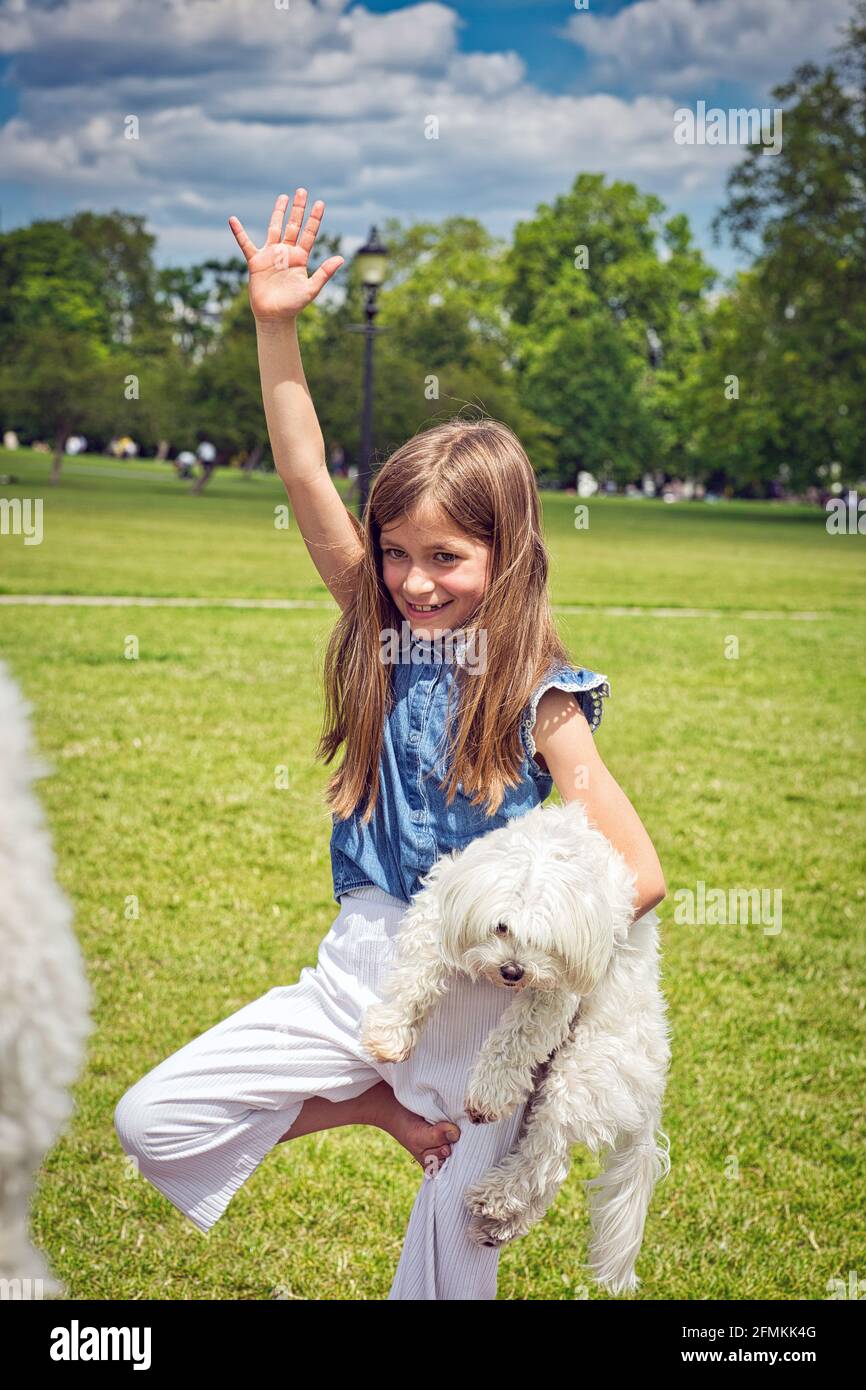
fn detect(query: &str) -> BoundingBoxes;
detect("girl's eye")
[383,548,457,564]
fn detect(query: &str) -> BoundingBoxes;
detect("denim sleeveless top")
[329,627,611,905]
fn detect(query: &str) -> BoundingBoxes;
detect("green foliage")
[307,214,558,472]
[503,173,715,484]
[0,211,184,467]
[691,2,866,492]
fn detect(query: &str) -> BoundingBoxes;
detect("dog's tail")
[581,1120,671,1295]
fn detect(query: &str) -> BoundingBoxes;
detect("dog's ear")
[408,846,483,971]
[556,798,638,943]
[396,852,459,960]
[415,848,460,894]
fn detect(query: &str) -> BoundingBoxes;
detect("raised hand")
[228,189,345,323]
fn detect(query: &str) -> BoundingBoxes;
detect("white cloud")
[346,1,458,69]
[564,0,851,92]
[0,0,830,271]
[449,50,526,96]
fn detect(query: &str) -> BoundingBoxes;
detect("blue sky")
[0,0,853,281]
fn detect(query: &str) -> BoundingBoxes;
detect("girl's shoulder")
[519,660,612,772]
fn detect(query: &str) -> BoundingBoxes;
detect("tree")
[60,210,164,343]
[0,213,176,479]
[157,258,248,359]
[701,1,866,492]
[0,324,113,482]
[182,291,268,491]
[264,214,558,493]
[503,173,715,484]
[367,215,556,473]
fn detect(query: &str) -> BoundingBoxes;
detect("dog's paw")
[464,1094,514,1125]
[466,1214,514,1247]
[464,1063,532,1125]
[465,1102,497,1125]
[463,1159,551,1246]
[464,1194,535,1246]
[360,1009,417,1063]
[463,1078,519,1124]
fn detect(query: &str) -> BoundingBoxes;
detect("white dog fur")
[0,658,93,1297]
[361,797,671,1295]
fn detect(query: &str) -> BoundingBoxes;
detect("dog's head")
[409,799,638,996]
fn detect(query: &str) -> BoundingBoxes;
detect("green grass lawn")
[1,447,864,1300]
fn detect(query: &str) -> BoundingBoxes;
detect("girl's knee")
[113,1080,163,1164]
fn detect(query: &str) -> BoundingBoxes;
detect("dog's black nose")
[500,963,524,982]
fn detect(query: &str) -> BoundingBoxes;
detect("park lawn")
[0,449,863,1299]
[1,446,864,613]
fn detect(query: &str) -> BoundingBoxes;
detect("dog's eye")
[494,923,509,936]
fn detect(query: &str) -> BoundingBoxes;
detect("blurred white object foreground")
[0,658,93,1298]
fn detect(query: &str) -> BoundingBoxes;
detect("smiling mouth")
[405,600,452,614]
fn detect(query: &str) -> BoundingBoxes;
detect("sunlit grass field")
[1,447,863,1300]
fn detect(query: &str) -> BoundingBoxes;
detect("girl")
[114,190,666,1301]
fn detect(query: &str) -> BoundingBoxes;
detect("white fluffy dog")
[361,797,672,1295]
[0,658,93,1297]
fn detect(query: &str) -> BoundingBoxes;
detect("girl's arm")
[532,687,667,923]
[229,190,364,612]
[256,318,364,610]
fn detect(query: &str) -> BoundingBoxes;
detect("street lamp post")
[347,226,389,521]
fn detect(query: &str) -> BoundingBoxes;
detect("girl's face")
[380,504,490,640]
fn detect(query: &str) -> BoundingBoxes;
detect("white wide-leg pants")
[113,885,529,1300]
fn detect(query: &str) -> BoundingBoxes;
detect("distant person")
[174,450,196,480]
[577,470,598,498]
[3,430,19,450]
[329,442,346,477]
[196,438,217,469]
[108,436,136,459]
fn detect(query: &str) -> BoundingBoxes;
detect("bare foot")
[394,1110,462,1174]
[365,1081,461,1171]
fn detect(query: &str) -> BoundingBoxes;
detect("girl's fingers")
[228,215,257,263]
[297,199,325,255]
[231,195,339,292]
[265,192,291,245]
[282,188,308,247]
[307,254,345,298]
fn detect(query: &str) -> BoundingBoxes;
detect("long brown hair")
[317,415,573,824]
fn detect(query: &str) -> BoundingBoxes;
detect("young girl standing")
[114,190,666,1301]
